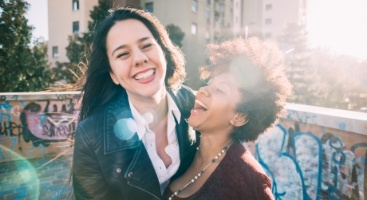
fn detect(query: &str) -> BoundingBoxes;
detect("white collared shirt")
[128,94,181,194]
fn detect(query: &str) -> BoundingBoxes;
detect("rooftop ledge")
[284,103,367,136]
[1,92,366,135]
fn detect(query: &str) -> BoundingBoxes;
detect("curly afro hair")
[201,37,292,142]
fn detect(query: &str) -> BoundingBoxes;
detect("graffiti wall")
[1,93,367,199]
[0,92,80,163]
[249,103,367,200]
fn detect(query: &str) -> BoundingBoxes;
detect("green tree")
[166,24,185,48]
[0,0,51,92]
[277,23,319,105]
[310,49,367,109]
[50,35,88,85]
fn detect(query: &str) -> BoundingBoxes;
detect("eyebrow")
[209,79,231,89]
[219,82,231,89]
[111,37,151,56]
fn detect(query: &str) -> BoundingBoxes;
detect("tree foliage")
[166,24,185,48]
[88,0,114,32]
[277,23,319,105]
[0,0,51,92]
[309,49,367,110]
[277,23,367,110]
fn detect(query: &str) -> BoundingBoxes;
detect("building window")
[265,32,272,38]
[266,4,272,11]
[205,30,210,43]
[206,8,210,19]
[72,0,79,11]
[52,46,59,58]
[145,2,153,12]
[192,0,198,12]
[191,23,197,35]
[73,21,79,34]
[265,18,272,25]
[207,0,210,5]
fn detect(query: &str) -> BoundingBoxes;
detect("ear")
[109,71,119,85]
[230,113,248,127]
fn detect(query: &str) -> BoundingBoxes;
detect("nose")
[197,86,210,97]
[133,48,148,66]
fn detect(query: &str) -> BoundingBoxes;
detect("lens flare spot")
[0,146,40,199]
[19,169,32,181]
[143,112,154,124]
[114,118,137,140]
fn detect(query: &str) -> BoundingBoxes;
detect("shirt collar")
[128,93,181,139]
[167,92,181,123]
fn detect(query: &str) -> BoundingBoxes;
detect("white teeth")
[135,69,154,80]
[195,99,207,109]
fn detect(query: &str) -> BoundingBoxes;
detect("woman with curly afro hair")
[164,37,291,200]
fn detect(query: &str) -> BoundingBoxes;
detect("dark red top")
[163,141,274,200]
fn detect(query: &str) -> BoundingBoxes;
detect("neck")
[129,89,168,128]
[129,87,167,112]
[197,134,233,162]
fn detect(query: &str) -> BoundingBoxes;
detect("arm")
[237,156,275,200]
[72,126,108,199]
[255,174,274,200]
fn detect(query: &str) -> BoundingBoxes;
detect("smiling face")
[188,72,246,133]
[107,19,167,99]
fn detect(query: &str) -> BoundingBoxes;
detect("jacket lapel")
[168,87,198,180]
[104,91,140,154]
[102,87,197,198]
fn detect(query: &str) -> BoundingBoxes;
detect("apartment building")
[48,0,97,64]
[140,0,242,88]
[47,0,305,88]
[242,0,306,39]
[47,0,140,65]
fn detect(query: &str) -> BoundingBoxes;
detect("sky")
[25,0,367,60]
[307,0,367,60]
[26,0,48,41]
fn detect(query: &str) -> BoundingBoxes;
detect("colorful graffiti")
[254,121,367,200]
[1,93,367,199]
[0,93,79,162]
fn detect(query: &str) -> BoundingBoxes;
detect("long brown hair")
[78,7,186,121]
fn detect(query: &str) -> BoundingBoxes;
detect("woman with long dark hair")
[72,7,197,199]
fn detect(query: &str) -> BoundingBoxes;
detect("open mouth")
[134,69,155,80]
[193,99,208,111]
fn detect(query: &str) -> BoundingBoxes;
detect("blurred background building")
[47,0,306,88]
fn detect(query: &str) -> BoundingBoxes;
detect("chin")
[187,117,197,127]
[188,117,202,131]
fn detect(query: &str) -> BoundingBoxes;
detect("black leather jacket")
[72,86,197,200]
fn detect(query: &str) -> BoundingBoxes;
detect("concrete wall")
[0,93,366,199]
[0,92,80,163]
[246,103,367,200]
[0,92,80,199]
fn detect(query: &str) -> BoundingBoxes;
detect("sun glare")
[307,0,367,60]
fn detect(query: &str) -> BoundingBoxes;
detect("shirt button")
[116,168,121,173]
[128,172,133,177]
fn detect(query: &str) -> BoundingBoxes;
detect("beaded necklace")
[168,140,234,200]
